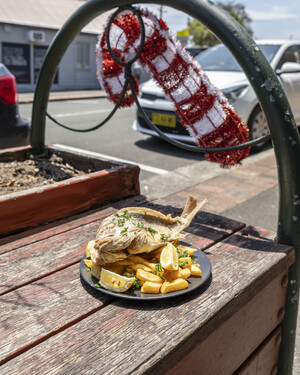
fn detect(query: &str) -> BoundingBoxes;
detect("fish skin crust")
[90,196,207,265]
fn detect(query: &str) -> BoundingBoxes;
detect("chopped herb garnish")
[191,258,195,264]
[94,282,101,288]
[114,212,119,217]
[179,261,189,267]
[177,248,181,254]
[148,227,157,237]
[155,263,163,272]
[86,268,91,272]
[179,250,189,258]
[131,278,142,290]
[120,210,130,220]
[160,233,167,241]
[137,222,144,228]
[154,263,165,280]
[121,227,128,234]
[118,218,126,226]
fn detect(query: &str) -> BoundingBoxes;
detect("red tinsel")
[96,7,250,168]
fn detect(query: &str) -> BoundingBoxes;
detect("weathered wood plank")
[159,273,285,375]
[0,263,114,365]
[235,327,281,375]
[0,227,294,374]
[0,205,244,296]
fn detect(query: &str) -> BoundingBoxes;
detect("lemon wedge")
[100,269,136,293]
[86,240,96,258]
[160,243,179,271]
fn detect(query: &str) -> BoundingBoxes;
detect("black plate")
[80,243,212,301]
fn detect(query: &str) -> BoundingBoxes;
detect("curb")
[18,91,107,104]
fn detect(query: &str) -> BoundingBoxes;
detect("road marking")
[54,109,111,118]
[66,100,101,104]
[53,107,133,118]
[53,144,169,175]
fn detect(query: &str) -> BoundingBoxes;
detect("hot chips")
[85,243,202,294]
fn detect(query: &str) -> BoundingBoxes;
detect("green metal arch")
[31,1,300,373]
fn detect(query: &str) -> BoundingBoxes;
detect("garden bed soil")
[0,153,89,195]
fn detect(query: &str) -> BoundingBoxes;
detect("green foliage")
[188,1,253,47]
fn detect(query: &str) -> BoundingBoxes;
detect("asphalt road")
[20,98,208,182]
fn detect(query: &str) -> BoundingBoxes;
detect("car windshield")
[195,44,280,72]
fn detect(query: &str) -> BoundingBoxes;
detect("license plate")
[151,113,176,128]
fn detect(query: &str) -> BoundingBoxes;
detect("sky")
[141,1,300,41]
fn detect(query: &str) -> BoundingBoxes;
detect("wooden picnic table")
[0,194,295,374]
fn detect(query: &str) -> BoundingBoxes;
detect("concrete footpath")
[20,90,300,372]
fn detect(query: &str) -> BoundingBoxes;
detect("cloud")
[248,5,299,21]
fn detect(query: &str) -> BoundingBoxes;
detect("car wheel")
[248,106,270,149]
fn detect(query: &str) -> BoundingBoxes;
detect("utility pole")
[158,5,167,19]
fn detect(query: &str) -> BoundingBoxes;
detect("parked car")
[0,63,30,149]
[132,40,300,148]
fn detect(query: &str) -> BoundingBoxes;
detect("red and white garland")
[96,7,250,168]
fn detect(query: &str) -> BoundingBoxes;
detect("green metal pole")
[31,1,300,372]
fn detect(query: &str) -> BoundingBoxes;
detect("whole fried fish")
[90,196,207,265]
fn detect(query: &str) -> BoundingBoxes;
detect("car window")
[0,64,9,77]
[277,45,300,68]
[195,44,280,72]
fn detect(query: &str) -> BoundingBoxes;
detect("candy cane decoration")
[96,7,250,168]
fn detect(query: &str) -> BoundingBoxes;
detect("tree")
[188,1,253,47]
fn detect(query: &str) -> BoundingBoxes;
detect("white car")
[132,40,300,148]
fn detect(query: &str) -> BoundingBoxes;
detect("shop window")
[2,42,30,83]
[76,42,90,70]
[34,46,58,83]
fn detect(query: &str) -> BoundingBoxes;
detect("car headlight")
[222,84,248,103]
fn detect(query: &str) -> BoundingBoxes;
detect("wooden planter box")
[0,145,140,237]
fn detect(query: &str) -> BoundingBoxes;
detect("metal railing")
[30,1,300,373]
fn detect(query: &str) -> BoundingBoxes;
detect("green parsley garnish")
[155,263,163,272]
[153,263,165,280]
[94,282,101,288]
[160,233,167,241]
[179,261,189,267]
[179,250,189,258]
[137,222,144,228]
[120,210,130,220]
[148,227,157,237]
[131,278,142,290]
[118,218,126,226]
[121,227,128,234]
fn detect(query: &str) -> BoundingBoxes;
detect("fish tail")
[181,196,207,223]
[169,196,207,241]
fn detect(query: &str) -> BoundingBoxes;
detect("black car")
[0,64,30,149]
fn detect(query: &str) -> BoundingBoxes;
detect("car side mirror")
[276,62,300,75]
